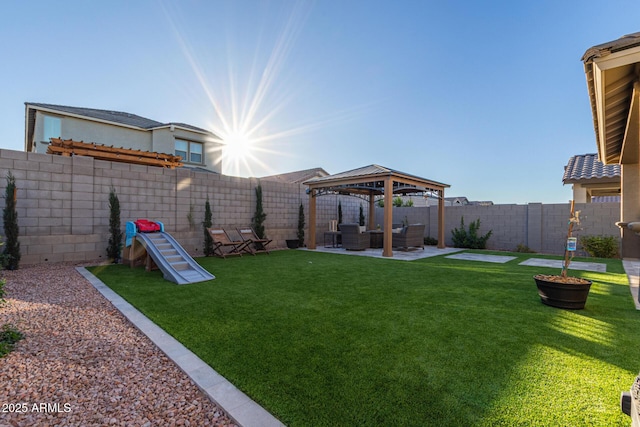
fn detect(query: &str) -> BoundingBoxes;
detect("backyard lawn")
[89,250,640,426]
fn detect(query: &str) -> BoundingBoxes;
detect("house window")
[43,115,61,142]
[175,139,204,164]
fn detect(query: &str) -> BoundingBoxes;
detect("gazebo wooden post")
[383,177,394,257]
[437,187,445,249]
[308,188,317,249]
[368,190,376,230]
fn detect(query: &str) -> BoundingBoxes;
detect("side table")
[369,230,384,248]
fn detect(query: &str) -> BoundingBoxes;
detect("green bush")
[451,217,492,249]
[580,235,619,258]
[424,236,438,246]
[515,243,535,253]
[0,323,24,358]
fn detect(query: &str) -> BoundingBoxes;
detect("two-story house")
[24,102,223,173]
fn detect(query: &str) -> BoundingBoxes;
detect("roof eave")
[25,103,150,132]
[148,123,217,137]
[582,37,640,165]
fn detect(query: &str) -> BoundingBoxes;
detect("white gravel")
[0,262,237,427]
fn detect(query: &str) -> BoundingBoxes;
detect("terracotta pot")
[534,274,592,310]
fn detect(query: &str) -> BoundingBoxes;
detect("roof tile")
[562,153,620,184]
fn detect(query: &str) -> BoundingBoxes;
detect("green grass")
[89,250,640,426]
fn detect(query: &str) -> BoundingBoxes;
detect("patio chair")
[339,223,369,251]
[237,227,273,254]
[207,228,250,258]
[392,224,425,251]
[225,228,255,256]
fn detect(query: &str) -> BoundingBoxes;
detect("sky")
[2,0,640,204]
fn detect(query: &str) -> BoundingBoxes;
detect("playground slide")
[134,231,215,285]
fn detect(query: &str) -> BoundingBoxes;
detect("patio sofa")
[392,224,425,251]
[339,223,370,251]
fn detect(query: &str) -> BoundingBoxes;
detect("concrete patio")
[303,245,463,260]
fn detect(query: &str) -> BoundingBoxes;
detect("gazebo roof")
[303,164,449,196]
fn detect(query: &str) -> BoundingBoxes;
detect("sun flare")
[164,2,363,178]
[221,130,256,174]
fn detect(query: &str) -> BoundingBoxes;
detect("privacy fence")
[0,148,621,264]
[375,203,620,256]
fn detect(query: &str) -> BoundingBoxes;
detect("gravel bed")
[0,262,237,427]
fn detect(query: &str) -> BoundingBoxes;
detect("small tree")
[359,204,365,227]
[338,201,343,225]
[252,184,267,239]
[2,172,20,270]
[203,198,214,256]
[106,186,123,263]
[297,203,305,247]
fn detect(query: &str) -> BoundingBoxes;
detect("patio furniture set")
[207,227,272,258]
[327,223,426,251]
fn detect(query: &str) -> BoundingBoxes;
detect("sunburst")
[162,1,366,177]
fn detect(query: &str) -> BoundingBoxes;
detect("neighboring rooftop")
[260,167,329,184]
[25,102,213,134]
[562,153,621,184]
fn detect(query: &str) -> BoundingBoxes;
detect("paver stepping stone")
[519,258,606,272]
[445,253,516,263]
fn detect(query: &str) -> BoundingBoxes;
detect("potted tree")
[359,204,366,232]
[533,201,592,309]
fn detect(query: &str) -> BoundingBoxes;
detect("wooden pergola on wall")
[47,138,184,169]
[303,165,450,257]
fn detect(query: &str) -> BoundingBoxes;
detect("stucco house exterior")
[582,32,640,257]
[562,153,621,203]
[24,102,223,173]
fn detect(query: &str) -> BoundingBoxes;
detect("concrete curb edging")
[622,259,640,310]
[76,267,285,427]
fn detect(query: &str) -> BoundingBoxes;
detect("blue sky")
[2,0,640,204]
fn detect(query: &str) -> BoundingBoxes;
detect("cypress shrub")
[203,198,214,256]
[106,187,123,263]
[2,172,20,270]
[297,203,305,247]
[252,184,267,239]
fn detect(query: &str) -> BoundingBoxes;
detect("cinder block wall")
[375,202,620,255]
[0,149,335,264]
[0,148,622,263]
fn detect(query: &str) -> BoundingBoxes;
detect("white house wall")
[34,111,152,153]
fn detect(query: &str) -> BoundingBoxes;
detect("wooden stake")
[562,200,575,278]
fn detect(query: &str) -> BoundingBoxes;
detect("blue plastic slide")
[126,221,215,284]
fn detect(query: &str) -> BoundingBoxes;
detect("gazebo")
[303,165,450,257]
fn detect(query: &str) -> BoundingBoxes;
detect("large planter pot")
[534,274,592,309]
[286,239,300,249]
